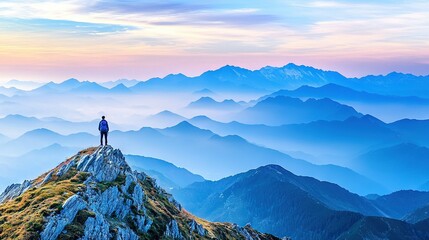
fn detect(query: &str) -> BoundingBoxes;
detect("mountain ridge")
[266,83,429,104]
[236,95,362,125]
[4,63,429,97]
[173,164,429,240]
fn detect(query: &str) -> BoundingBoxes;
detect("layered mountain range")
[173,164,429,239]
[3,64,429,96]
[1,63,429,239]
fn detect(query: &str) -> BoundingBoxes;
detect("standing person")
[99,116,109,146]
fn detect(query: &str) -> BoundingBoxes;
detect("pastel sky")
[0,0,428,82]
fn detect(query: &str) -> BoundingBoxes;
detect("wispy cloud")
[143,12,278,27]
[0,0,428,81]
[196,12,278,26]
[86,0,209,14]
[85,0,278,27]
[0,18,134,35]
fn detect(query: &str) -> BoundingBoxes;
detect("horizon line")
[1,62,428,84]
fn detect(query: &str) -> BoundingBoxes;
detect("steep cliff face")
[0,146,279,240]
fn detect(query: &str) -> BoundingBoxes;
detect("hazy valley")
[1,64,429,239]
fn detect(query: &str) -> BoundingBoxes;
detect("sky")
[0,0,428,82]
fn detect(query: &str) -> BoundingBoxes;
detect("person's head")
[102,116,105,120]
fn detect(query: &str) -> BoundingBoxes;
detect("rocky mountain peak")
[0,146,279,240]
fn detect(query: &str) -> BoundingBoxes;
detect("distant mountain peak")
[169,121,199,131]
[62,78,80,84]
[2,114,37,120]
[219,64,244,70]
[294,84,314,90]
[174,163,422,239]
[193,88,215,95]
[386,72,410,77]
[251,164,301,180]
[190,115,212,121]
[263,95,304,104]
[321,82,347,89]
[162,121,215,139]
[188,96,242,110]
[156,110,178,116]
[110,83,130,92]
[281,63,320,71]
[164,73,188,79]
[23,128,60,137]
[59,78,82,88]
[148,110,186,121]
[197,96,216,102]
[240,95,362,125]
[206,64,252,77]
[283,63,300,68]
[112,83,127,88]
[189,96,219,106]
[263,164,290,172]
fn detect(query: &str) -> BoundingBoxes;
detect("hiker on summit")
[99,116,109,146]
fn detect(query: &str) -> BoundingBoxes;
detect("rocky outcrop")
[189,219,206,236]
[87,186,132,220]
[116,227,139,240]
[56,159,74,177]
[0,146,280,240]
[38,171,54,187]
[168,195,182,211]
[135,214,153,233]
[39,146,153,240]
[76,147,130,182]
[164,219,184,239]
[81,213,111,239]
[41,195,87,240]
[0,179,32,203]
[234,224,257,240]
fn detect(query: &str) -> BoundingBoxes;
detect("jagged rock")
[165,219,184,239]
[76,154,94,171]
[189,219,206,236]
[0,179,32,203]
[120,173,136,193]
[119,173,145,212]
[88,186,132,219]
[116,227,139,240]
[40,147,147,239]
[41,195,86,240]
[38,171,54,187]
[76,146,130,182]
[81,213,111,240]
[132,183,145,212]
[168,195,182,211]
[56,159,76,177]
[135,171,147,181]
[135,215,153,233]
[234,223,260,240]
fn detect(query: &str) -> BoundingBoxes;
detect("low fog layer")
[1,65,429,197]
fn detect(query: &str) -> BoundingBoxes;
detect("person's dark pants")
[100,131,108,146]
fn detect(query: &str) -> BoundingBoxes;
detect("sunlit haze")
[0,0,428,82]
